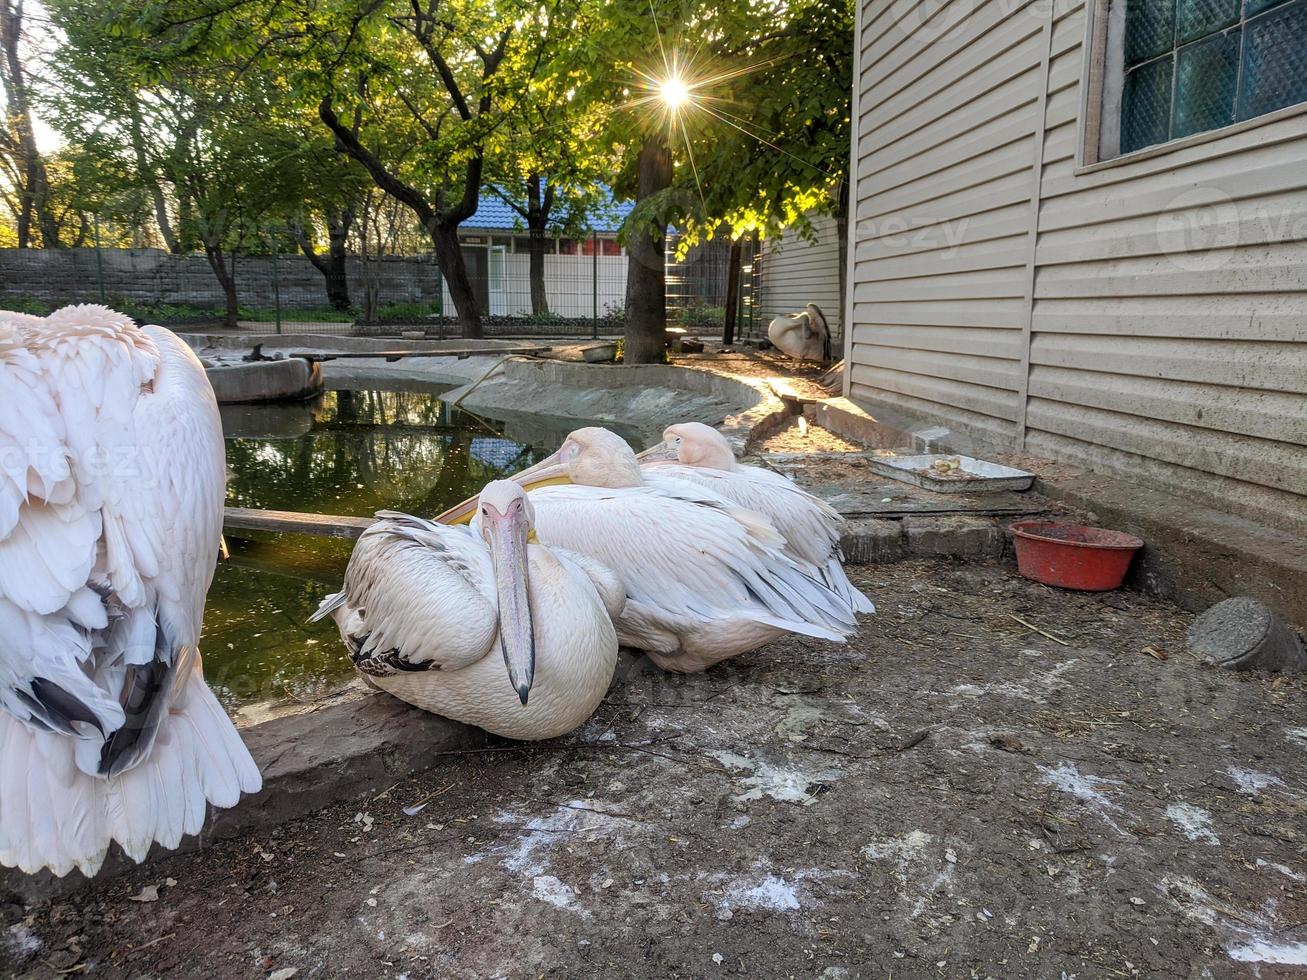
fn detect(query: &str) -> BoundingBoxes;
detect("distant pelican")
[440,428,858,673]
[0,306,260,878]
[768,303,831,362]
[645,422,874,617]
[314,481,622,739]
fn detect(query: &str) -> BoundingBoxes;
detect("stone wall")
[0,247,441,310]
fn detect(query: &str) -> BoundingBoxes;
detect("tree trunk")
[294,209,354,311]
[722,238,742,346]
[324,210,352,311]
[1,0,60,248]
[431,222,482,339]
[204,244,240,329]
[525,175,552,316]
[623,135,673,365]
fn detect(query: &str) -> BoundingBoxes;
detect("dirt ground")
[4,560,1306,979]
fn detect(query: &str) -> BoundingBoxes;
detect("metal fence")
[0,228,755,340]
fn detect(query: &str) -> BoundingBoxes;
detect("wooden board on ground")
[225,507,375,540]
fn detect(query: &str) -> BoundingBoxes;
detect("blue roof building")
[462,185,635,235]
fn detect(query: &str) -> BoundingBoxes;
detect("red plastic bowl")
[1011,521,1144,592]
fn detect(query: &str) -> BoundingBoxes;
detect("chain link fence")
[0,224,760,341]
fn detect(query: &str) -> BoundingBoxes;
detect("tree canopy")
[2,0,853,357]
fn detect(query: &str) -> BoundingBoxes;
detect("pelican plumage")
[0,305,260,878]
[768,303,832,362]
[444,428,859,673]
[313,481,622,740]
[646,422,874,617]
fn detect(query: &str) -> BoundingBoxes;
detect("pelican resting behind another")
[314,481,623,740]
[644,422,874,618]
[443,428,859,673]
[768,303,831,362]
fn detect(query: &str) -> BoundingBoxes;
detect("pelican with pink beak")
[438,428,859,673]
[313,481,623,740]
[643,422,874,618]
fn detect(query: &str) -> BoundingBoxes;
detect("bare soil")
[757,417,867,455]
[4,560,1305,979]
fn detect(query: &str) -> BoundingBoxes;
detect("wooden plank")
[305,344,549,362]
[225,507,375,540]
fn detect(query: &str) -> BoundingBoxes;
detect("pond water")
[203,385,642,710]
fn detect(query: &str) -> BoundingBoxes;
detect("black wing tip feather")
[97,657,175,778]
[18,678,105,737]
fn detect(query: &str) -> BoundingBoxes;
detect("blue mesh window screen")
[1240,1,1307,117]
[1118,0,1307,155]
[1174,31,1241,135]
[1178,0,1240,43]
[1125,0,1176,64]
[1246,0,1294,15]
[1122,57,1176,151]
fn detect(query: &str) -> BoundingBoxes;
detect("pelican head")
[476,480,536,705]
[433,427,640,526]
[661,422,737,471]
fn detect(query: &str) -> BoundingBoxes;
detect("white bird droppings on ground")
[711,872,799,919]
[1228,939,1307,966]
[531,876,590,917]
[1165,803,1220,845]
[1255,858,1304,881]
[707,750,838,806]
[1037,763,1126,833]
[1227,766,1286,795]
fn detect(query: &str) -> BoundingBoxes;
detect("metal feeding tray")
[864,454,1035,494]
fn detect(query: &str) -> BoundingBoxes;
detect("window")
[1095,0,1307,159]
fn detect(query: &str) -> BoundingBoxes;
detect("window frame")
[1078,0,1307,170]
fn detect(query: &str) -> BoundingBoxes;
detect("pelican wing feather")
[644,464,840,568]
[313,513,500,676]
[527,481,856,636]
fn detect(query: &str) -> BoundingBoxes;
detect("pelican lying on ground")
[768,303,831,362]
[645,422,874,617]
[0,305,261,878]
[313,481,622,740]
[441,428,858,673]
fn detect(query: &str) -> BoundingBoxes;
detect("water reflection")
[206,386,612,710]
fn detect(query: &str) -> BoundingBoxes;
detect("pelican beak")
[434,453,571,527]
[482,500,535,705]
[636,440,678,463]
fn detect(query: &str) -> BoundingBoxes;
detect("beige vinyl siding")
[849,0,1049,447]
[848,0,1307,531]
[757,212,843,342]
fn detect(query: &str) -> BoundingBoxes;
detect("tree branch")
[319,95,436,230]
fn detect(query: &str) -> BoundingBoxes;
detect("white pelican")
[0,305,260,878]
[442,428,859,673]
[645,422,874,617]
[768,303,831,362]
[313,481,622,740]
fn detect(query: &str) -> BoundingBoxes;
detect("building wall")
[847,0,1307,531]
[439,252,628,320]
[757,212,844,343]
